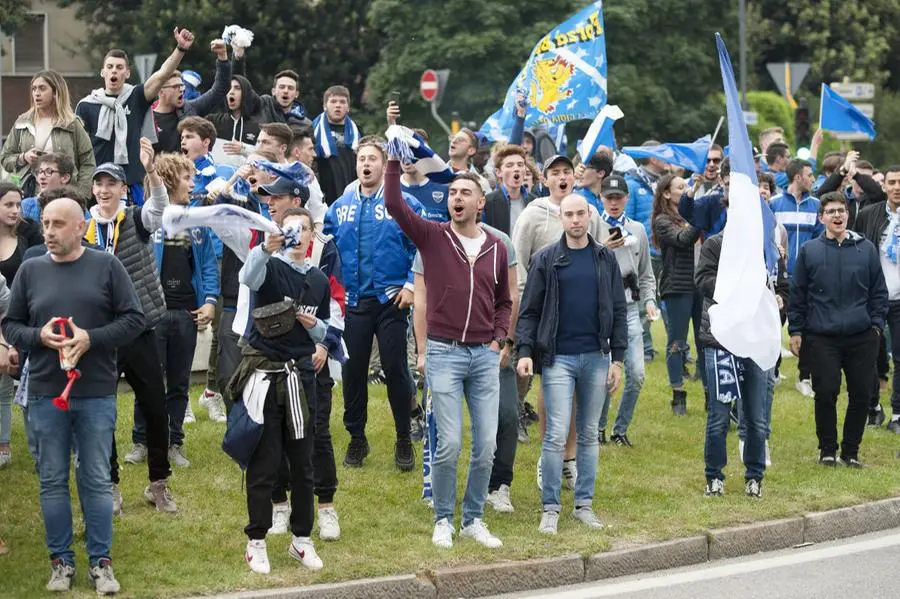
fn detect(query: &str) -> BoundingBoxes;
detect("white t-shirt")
[453,229,486,258]
[34,118,54,152]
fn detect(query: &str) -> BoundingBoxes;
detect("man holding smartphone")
[595,175,658,447]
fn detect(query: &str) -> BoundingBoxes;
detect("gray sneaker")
[123,443,147,465]
[89,559,121,595]
[46,559,75,592]
[144,480,178,513]
[112,483,123,516]
[539,510,559,535]
[168,444,191,468]
[572,507,604,529]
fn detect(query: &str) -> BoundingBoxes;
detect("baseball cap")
[257,177,310,203]
[543,154,574,171]
[600,174,629,197]
[93,163,126,183]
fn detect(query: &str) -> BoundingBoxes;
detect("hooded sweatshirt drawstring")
[493,243,499,285]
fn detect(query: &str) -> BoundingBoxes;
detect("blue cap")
[93,163,126,182]
[257,177,310,203]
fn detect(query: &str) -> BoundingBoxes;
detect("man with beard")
[259,70,312,129]
[152,40,232,153]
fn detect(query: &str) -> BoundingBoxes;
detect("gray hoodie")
[512,197,604,294]
[597,217,656,306]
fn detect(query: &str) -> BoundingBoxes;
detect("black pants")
[111,328,171,484]
[489,362,519,491]
[246,376,315,540]
[274,370,339,504]
[887,303,900,414]
[342,297,413,439]
[133,309,197,447]
[788,286,813,381]
[217,308,243,399]
[807,329,879,459]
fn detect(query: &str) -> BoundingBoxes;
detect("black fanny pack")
[251,274,311,338]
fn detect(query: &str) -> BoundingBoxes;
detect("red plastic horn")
[51,318,78,412]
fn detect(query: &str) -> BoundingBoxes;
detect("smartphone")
[389,91,401,105]
[609,227,622,240]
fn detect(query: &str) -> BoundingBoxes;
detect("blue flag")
[577,104,622,161]
[820,84,876,140]
[621,136,712,174]
[479,1,607,142]
[707,33,781,372]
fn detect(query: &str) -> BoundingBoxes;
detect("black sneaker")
[598,429,607,445]
[523,402,539,425]
[704,478,724,497]
[838,456,864,469]
[868,406,886,427]
[410,408,425,442]
[343,436,370,468]
[745,478,762,498]
[395,437,415,472]
[888,419,900,434]
[611,433,632,448]
[818,452,837,467]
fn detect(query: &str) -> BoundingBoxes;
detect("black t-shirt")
[160,231,196,310]
[153,110,182,153]
[0,241,23,286]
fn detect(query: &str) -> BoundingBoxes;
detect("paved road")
[488,528,900,599]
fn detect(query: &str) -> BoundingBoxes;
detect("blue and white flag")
[820,83,876,140]
[708,33,781,372]
[622,136,712,174]
[578,104,623,162]
[251,160,312,186]
[385,125,455,184]
[479,1,607,142]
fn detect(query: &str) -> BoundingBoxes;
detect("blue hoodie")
[324,183,423,307]
[624,169,657,256]
[769,190,823,275]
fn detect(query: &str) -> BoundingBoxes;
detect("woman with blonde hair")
[0,70,95,194]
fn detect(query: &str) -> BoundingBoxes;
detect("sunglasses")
[707,157,722,165]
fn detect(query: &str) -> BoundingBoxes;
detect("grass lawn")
[1,324,899,598]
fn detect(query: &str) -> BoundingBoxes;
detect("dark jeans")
[888,302,900,414]
[134,309,198,447]
[488,361,519,491]
[111,328,171,484]
[664,292,705,388]
[274,369,339,504]
[245,375,315,540]
[342,297,413,439]
[206,297,223,392]
[643,255,665,357]
[217,308,243,399]
[807,329,879,459]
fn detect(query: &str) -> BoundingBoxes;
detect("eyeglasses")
[707,157,722,164]
[823,208,847,216]
[163,84,186,91]
[37,169,59,177]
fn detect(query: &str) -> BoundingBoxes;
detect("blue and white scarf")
[385,125,455,184]
[312,113,360,159]
[882,204,900,264]
[601,211,637,247]
[712,348,743,404]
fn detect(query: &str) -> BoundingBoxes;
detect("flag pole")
[710,116,725,146]
[818,83,825,133]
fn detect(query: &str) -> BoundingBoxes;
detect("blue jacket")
[678,190,727,237]
[152,225,220,308]
[787,231,887,337]
[624,170,657,256]
[324,185,423,307]
[769,191,823,276]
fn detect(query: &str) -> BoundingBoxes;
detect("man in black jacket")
[515,193,626,535]
[815,151,886,231]
[788,192,889,467]
[855,165,900,434]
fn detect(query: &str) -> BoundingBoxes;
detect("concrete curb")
[188,498,900,599]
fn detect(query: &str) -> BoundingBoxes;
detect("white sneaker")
[289,536,323,570]
[781,347,794,359]
[535,456,543,491]
[486,484,514,513]
[562,459,577,490]
[199,389,227,423]
[268,502,290,535]
[432,518,454,549]
[318,506,340,540]
[765,440,772,466]
[245,540,271,574]
[459,518,503,549]
[738,439,745,465]
[183,401,196,424]
[539,510,559,535]
[795,379,814,398]
[572,507,604,529]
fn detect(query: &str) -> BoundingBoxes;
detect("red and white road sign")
[420,70,439,102]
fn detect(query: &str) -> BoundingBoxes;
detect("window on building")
[13,14,47,73]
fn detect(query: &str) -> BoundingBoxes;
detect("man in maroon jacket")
[384,157,512,550]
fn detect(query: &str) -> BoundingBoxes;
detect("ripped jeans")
[664,292,704,388]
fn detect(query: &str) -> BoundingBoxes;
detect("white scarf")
[82,84,158,164]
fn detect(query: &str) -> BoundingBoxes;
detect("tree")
[0,0,32,36]
[57,0,379,117]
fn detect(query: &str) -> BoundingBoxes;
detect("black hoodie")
[208,75,263,147]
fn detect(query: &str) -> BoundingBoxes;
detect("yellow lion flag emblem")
[529,56,575,114]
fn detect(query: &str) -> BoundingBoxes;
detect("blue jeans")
[29,395,117,566]
[600,304,645,435]
[703,349,769,481]
[427,340,499,527]
[738,368,775,440]
[664,292,705,388]
[0,374,12,444]
[541,351,610,511]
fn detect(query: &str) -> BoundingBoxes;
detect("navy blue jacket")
[516,234,628,364]
[787,231,888,337]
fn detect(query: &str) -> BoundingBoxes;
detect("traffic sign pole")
[420,69,452,136]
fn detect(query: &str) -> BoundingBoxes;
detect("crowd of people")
[0,26,897,596]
